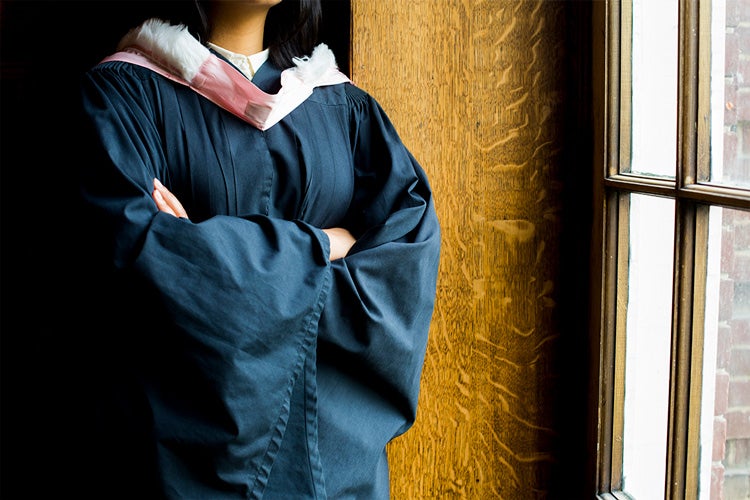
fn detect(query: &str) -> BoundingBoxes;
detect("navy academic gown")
[76,42,440,499]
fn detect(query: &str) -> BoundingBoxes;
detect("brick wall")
[712,2,750,499]
[714,208,750,500]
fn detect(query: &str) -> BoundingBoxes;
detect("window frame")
[590,1,750,499]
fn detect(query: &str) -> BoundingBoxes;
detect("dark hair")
[182,0,321,69]
[265,0,322,68]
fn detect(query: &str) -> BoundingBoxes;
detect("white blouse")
[207,43,270,80]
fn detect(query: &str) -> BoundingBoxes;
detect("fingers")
[153,178,189,219]
[152,187,176,216]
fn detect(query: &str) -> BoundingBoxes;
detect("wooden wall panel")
[350,1,569,497]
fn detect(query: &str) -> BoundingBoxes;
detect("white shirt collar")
[207,43,270,80]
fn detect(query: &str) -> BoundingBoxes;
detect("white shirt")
[207,43,270,80]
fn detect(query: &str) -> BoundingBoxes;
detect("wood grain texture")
[350,1,569,497]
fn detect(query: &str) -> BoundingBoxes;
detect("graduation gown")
[76,18,440,500]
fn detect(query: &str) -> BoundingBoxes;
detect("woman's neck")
[207,2,274,55]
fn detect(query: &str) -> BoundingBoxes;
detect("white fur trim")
[117,18,210,82]
[292,43,340,83]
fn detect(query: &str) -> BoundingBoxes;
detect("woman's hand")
[322,227,356,261]
[153,178,189,219]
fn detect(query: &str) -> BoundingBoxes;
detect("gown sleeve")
[78,64,334,497]
[313,85,441,496]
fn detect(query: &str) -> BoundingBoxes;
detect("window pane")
[708,0,750,188]
[699,206,750,500]
[622,194,675,498]
[629,0,678,178]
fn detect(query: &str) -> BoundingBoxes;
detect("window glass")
[629,0,678,178]
[708,0,750,188]
[699,206,750,499]
[622,193,675,498]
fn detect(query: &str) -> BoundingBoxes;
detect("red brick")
[711,462,725,500]
[714,416,727,461]
[711,148,737,186]
[728,346,750,376]
[726,408,750,439]
[726,29,739,70]
[728,378,750,407]
[724,71,739,125]
[726,0,741,25]
[732,214,750,250]
[725,438,750,468]
[730,319,750,345]
[724,471,750,500]
[724,209,739,226]
[737,64,750,122]
[724,92,738,128]
[721,225,735,269]
[733,158,750,185]
[729,251,750,281]
[738,24,750,54]
[716,369,731,415]
[719,279,735,323]
[717,324,733,369]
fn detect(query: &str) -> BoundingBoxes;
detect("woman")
[77,0,440,498]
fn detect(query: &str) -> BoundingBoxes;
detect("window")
[591,1,750,499]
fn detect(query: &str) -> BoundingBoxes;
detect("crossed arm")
[152,178,355,260]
